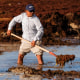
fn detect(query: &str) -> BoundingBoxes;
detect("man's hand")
[7,30,11,36]
[31,41,36,47]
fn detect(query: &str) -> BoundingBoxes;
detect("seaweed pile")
[56,55,75,66]
[8,65,80,79]
[0,0,80,45]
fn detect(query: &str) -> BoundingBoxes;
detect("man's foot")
[36,64,42,70]
[36,55,44,65]
[17,54,24,65]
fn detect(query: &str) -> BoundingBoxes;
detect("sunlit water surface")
[0,45,80,80]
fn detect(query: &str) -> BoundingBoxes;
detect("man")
[7,4,44,65]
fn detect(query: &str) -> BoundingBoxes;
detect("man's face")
[25,10,34,17]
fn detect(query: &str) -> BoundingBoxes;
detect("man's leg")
[36,55,44,65]
[18,40,31,65]
[17,54,24,65]
[31,40,44,65]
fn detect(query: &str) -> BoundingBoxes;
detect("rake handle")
[11,33,57,57]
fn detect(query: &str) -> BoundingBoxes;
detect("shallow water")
[0,44,80,80]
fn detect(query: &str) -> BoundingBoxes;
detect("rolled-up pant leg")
[31,41,43,55]
[19,40,31,55]
[19,40,43,56]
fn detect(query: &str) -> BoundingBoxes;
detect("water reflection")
[20,74,42,80]
[19,74,76,80]
[0,72,80,80]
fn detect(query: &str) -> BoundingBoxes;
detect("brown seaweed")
[56,55,75,66]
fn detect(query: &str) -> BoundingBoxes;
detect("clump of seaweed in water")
[56,54,75,66]
[8,65,80,79]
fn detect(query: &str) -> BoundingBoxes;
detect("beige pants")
[19,40,43,55]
